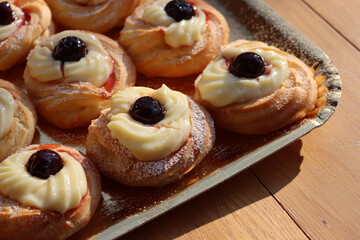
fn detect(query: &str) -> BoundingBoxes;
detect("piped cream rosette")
[0,0,52,71]
[119,0,229,77]
[86,84,215,186]
[0,149,87,213]
[0,2,24,41]
[142,0,207,48]
[27,30,113,88]
[194,40,318,134]
[108,85,191,161]
[0,80,37,162]
[195,42,290,107]
[24,30,136,129]
[0,88,17,139]
[0,144,101,240]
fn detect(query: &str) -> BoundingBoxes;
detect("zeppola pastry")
[0,0,51,71]
[194,40,318,134]
[0,144,101,240]
[45,0,144,33]
[0,79,37,161]
[24,30,136,129]
[86,85,215,186]
[119,0,229,77]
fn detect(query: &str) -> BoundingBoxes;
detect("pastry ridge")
[0,79,37,162]
[0,144,101,240]
[0,0,52,71]
[86,97,215,186]
[194,40,318,134]
[24,31,137,129]
[119,0,230,77]
[46,0,143,33]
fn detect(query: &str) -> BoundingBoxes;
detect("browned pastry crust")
[45,0,143,33]
[24,31,137,129]
[86,97,215,187]
[0,79,37,162]
[116,0,153,26]
[0,144,101,240]
[194,40,318,134]
[0,0,51,71]
[119,0,230,77]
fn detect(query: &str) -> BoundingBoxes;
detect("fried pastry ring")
[119,0,229,77]
[24,31,136,129]
[0,0,51,71]
[45,0,144,33]
[0,144,101,240]
[0,79,37,162]
[86,88,215,187]
[194,40,318,134]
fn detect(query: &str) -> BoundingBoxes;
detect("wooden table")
[120,0,360,239]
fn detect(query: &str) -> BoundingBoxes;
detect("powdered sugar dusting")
[0,0,339,238]
[86,97,214,187]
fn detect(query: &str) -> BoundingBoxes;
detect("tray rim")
[93,0,341,238]
[96,121,320,240]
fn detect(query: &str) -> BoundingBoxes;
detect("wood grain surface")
[303,0,360,50]
[119,0,360,239]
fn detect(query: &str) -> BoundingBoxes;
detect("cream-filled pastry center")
[195,45,290,107]
[108,85,191,161]
[0,150,87,213]
[27,30,113,87]
[142,0,207,48]
[0,88,17,139]
[0,3,24,41]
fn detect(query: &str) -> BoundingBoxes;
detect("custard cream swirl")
[0,150,87,214]
[0,3,24,41]
[27,30,113,87]
[0,88,17,139]
[195,45,290,107]
[142,0,207,48]
[108,85,191,161]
